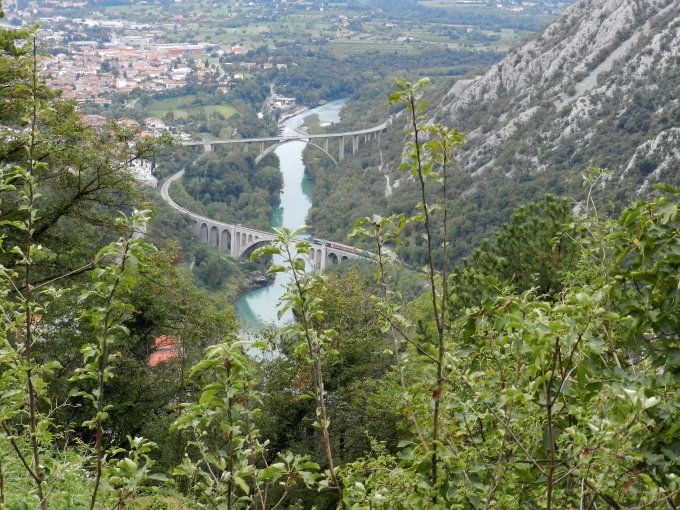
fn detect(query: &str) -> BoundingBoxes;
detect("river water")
[236,99,345,328]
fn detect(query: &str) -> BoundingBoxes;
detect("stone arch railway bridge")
[160,170,374,272]
[181,120,388,165]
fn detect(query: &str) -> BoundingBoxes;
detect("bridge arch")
[220,229,232,251]
[199,222,209,243]
[237,239,273,262]
[306,142,338,165]
[254,139,338,165]
[209,225,219,248]
[162,170,374,272]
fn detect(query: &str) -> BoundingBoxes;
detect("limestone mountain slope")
[431,0,680,205]
[308,0,680,261]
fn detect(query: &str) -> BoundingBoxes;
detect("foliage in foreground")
[2,19,680,508]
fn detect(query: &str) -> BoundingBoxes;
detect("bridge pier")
[353,134,359,154]
[338,136,344,161]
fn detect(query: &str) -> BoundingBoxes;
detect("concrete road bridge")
[160,170,373,272]
[181,121,388,165]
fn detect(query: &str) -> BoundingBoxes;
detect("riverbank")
[277,105,308,125]
[237,270,275,296]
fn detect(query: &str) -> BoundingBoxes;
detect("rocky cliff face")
[431,0,680,202]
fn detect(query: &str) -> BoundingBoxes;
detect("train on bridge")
[312,239,374,261]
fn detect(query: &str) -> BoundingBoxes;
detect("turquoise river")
[235,99,345,328]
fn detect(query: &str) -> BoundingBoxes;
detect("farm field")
[92,0,560,54]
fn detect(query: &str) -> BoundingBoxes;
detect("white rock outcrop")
[429,0,680,195]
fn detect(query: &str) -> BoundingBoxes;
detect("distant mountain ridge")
[430,0,680,204]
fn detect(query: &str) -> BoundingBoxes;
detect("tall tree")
[257,267,395,467]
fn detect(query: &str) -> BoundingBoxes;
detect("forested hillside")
[0,21,239,508]
[2,1,680,509]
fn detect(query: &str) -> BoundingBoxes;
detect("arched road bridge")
[181,121,388,165]
[160,170,374,272]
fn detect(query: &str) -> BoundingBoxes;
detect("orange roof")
[117,118,140,126]
[81,114,107,126]
[149,335,178,366]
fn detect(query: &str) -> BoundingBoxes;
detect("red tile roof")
[149,335,178,366]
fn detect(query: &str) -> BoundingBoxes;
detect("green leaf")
[199,388,220,405]
[652,183,679,195]
[234,475,250,494]
[119,457,138,475]
[259,463,286,481]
